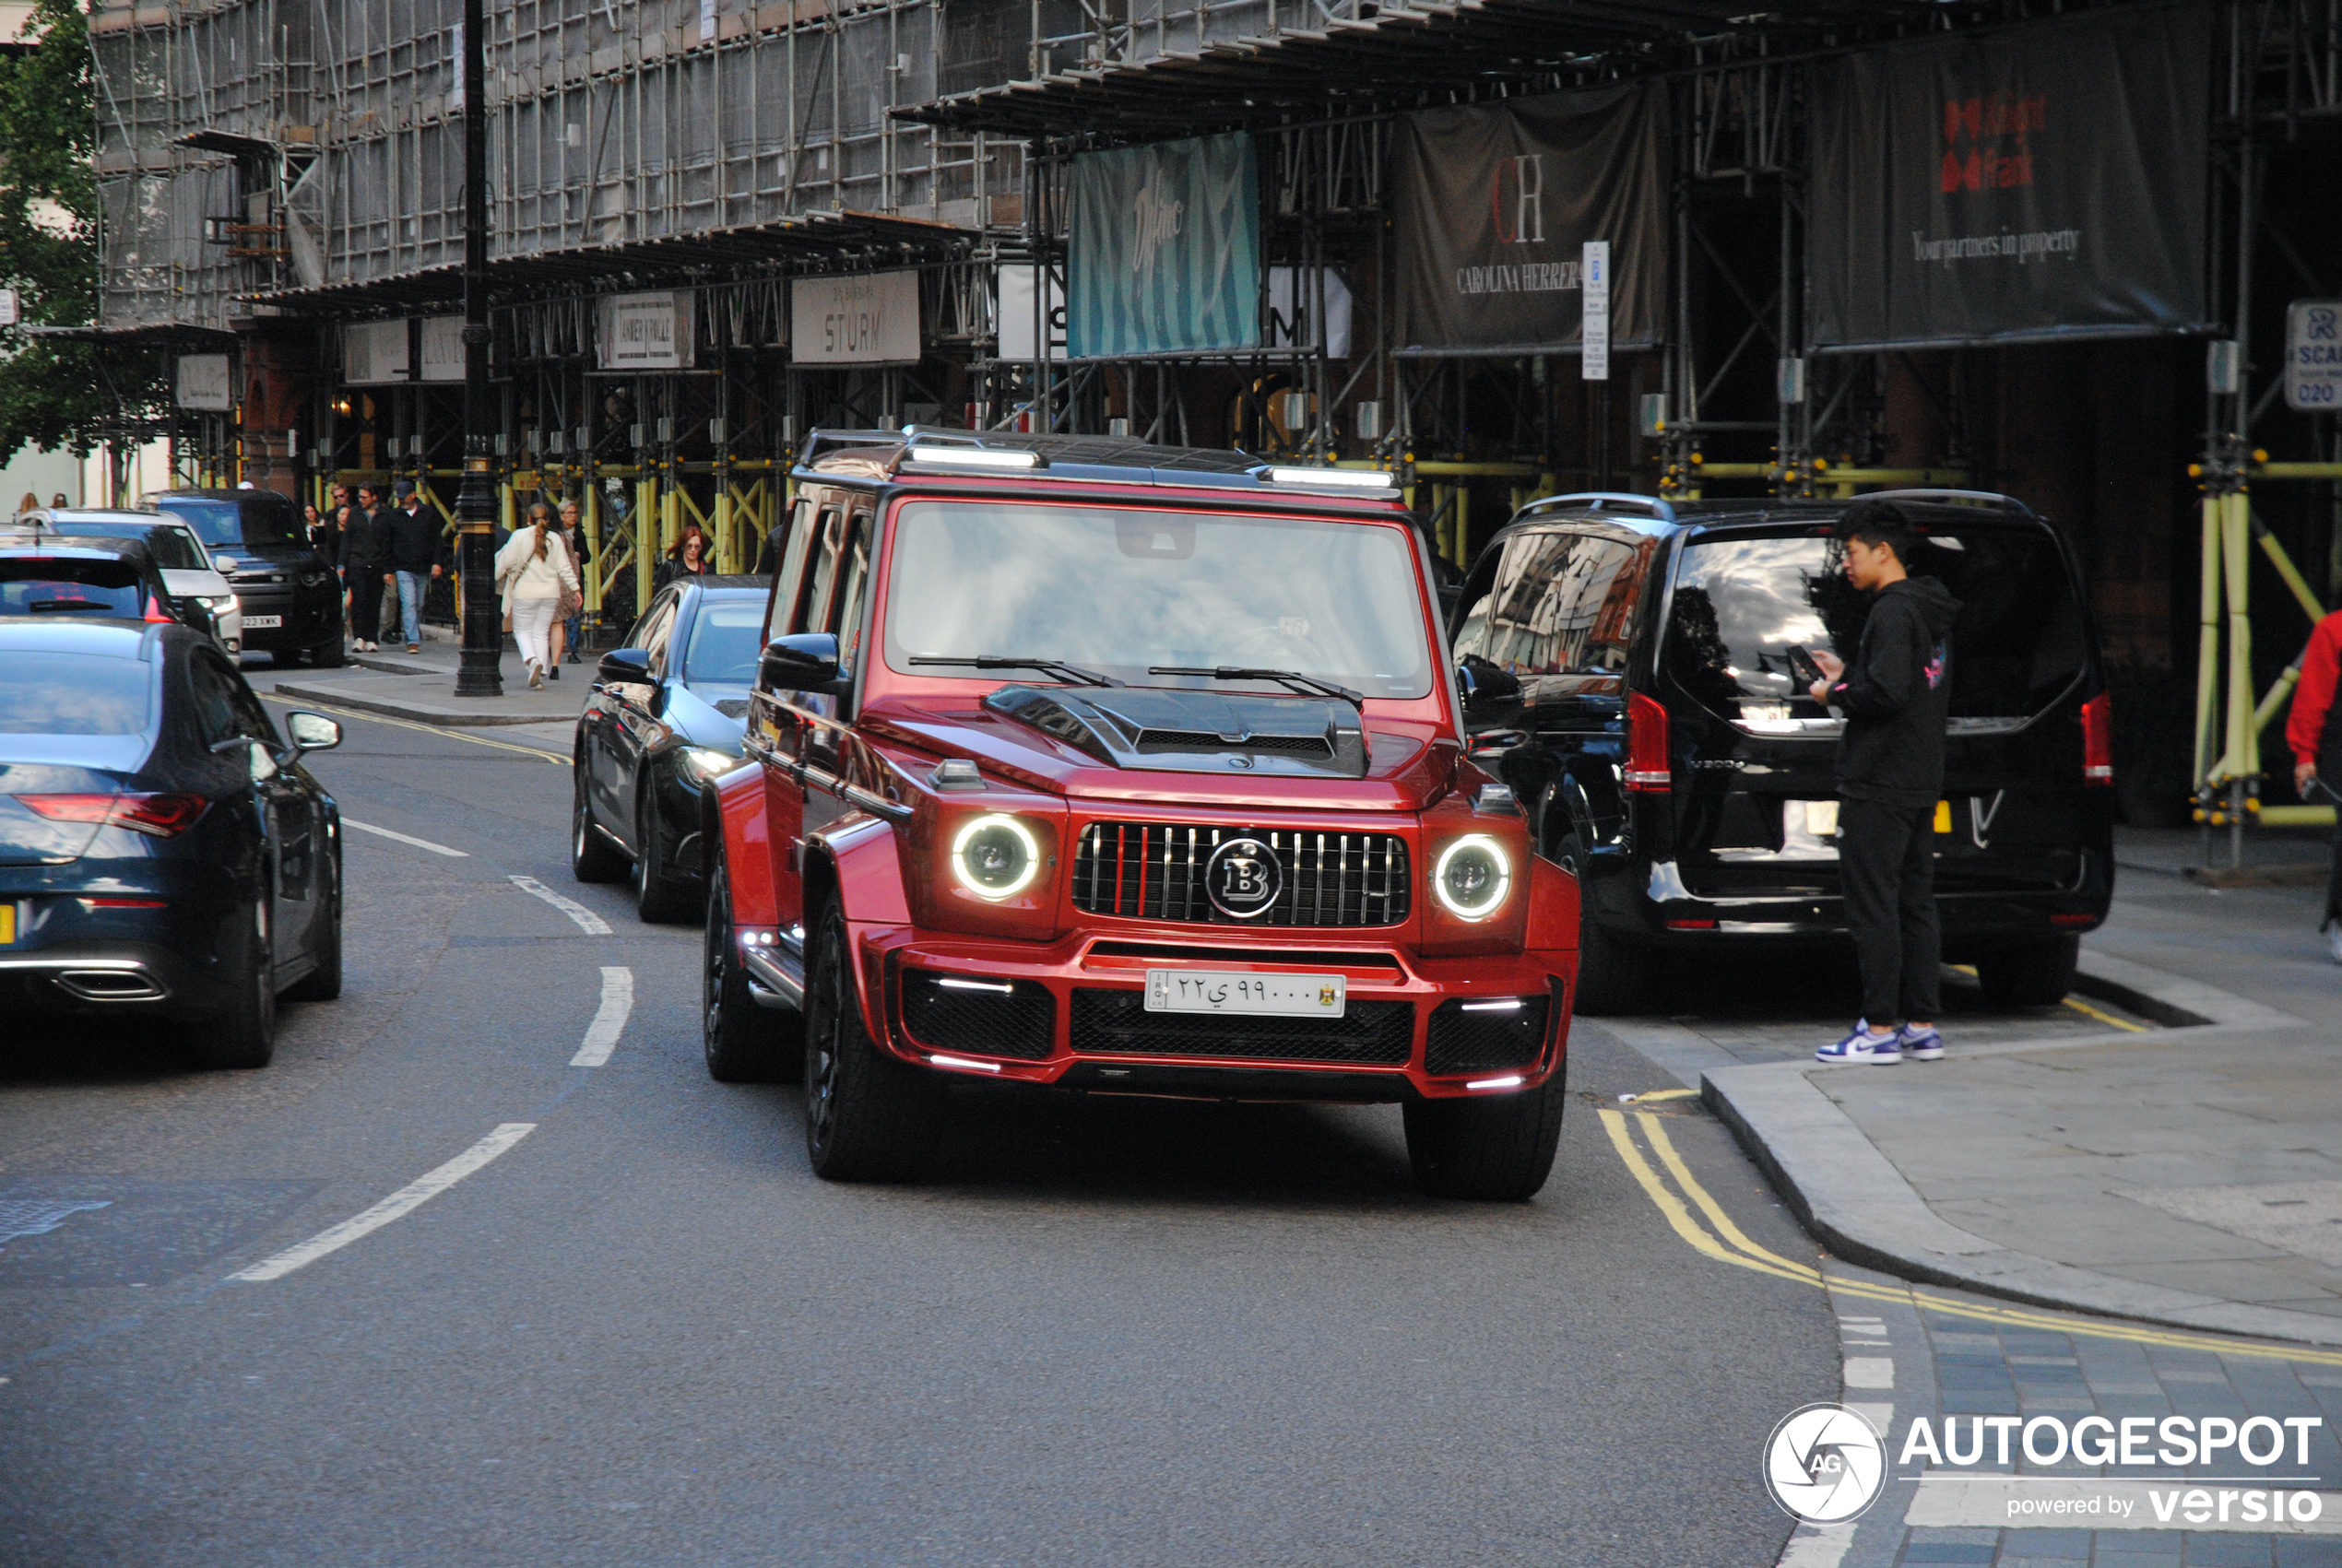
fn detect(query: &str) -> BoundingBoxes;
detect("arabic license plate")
[242,615,282,629]
[1143,969,1345,1018]
[0,902,14,945]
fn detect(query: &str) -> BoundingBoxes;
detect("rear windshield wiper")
[908,654,1122,688]
[1148,665,1363,704]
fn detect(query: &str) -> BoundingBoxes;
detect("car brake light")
[2079,691,2113,786]
[1625,691,1671,791]
[17,793,210,837]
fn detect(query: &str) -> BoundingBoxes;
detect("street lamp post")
[453,0,502,698]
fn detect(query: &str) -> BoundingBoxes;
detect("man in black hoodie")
[1806,501,1962,1066]
[342,483,392,654]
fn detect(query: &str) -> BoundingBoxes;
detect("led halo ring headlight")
[1432,833,1512,922]
[951,813,1042,900]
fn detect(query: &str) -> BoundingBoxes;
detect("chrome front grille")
[1070,820,1410,927]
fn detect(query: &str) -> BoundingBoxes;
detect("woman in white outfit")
[495,504,579,689]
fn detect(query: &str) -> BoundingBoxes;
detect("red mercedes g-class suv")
[692,431,1579,1197]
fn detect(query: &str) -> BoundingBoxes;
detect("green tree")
[0,0,167,466]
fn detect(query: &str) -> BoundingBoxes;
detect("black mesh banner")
[1806,2,2213,353]
[1390,83,1667,357]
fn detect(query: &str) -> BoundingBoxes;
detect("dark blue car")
[0,619,347,1066]
[572,575,767,921]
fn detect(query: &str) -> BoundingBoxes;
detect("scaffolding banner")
[1390,84,1666,357]
[1806,2,2212,351]
[343,320,409,385]
[792,272,922,365]
[597,291,697,371]
[175,354,232,411]
[419,316,466,383]
[1068,133,1260,359]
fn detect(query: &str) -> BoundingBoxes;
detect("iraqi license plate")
[1144,969,1345,1018]
[242,615,282,630]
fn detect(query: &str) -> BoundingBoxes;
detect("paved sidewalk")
[254,634,594,730]
[1672,828,2342,1345]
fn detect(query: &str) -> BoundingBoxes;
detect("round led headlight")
[1432,834,1512,922]
[951,813,1041,900]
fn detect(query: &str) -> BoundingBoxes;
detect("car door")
[799,508,873,845]
[187,650,302,968]
[226,663,322,953]
[751,495,846,938]
[608,590,680,848]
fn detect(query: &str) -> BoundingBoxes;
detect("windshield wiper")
[908,654,1121,688]
[1148,665,1363,704]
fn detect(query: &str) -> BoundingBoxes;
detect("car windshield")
[883,501,1434,700]
[683,599,764,684]
[0,559,147,618]
[161,496,300,549]
[0,651,154,734]
[1663,525,2088,726]
[53,522,210,572]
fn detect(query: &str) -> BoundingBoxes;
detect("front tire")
[1555,833,1648,1016]
[304,634,346,668]
[572,763,627,883]
[191,900,278,1069]
[1403,1076,1567,1201]
[704,849,802,1082]
[1974,935,2079,1008]
[802,903,945,1182]
[633,778,691,923]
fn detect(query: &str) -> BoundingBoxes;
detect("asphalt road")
[0,702,1841,1567]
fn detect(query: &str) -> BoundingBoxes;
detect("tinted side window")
[1457,531,1644,678]
[760,498,813,643]
[800,506,847,635]
[834,525,872,673]
[187,654,245,747]
[632,596,680,675]
[771,504,833,638]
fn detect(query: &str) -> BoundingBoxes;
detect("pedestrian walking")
[495,504,579,690]
[343,483,392,654]
[2287,604,2342,963]
[1805,500,1961,1066]
[551,497,587,672]
[655,522,716,591]
[385,482,448,654]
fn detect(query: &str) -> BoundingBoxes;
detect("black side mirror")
[597,647,654,686]
[759,632,850,696]
[1458,654,1521,718]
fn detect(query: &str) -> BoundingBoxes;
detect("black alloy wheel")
[304,634,346,668]
[571,762,627,883]
[703,849,802,1082]
[1402,1074,1567,1201]
[1554,832,1649,1016]
[632,776,691,923]
[191,898,277,1069]
[801,903,945,1183]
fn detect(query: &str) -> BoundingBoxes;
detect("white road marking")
[227,1123,536,1282]
[570,967,634,1067]
[1776,1527,1855,1567]
[344,818,469,857]
[1842,1355,1895,1389]
[509,875,612,936]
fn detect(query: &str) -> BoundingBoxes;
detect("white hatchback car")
[24,509,244,653]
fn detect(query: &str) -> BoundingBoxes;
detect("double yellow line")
[262,693,569,764]
[1598,1102,2342,1366]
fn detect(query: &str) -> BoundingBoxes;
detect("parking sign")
[2285,300,2342,411]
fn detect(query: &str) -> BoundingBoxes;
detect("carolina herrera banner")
[1806,2,2213,352]
[1068,133,1260,359]
[1390,83,1666,358]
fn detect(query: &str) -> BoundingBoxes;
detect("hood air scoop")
[984,685,1369,779]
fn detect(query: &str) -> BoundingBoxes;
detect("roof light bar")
[902,446,1043,471]
[1261,466,1396,489]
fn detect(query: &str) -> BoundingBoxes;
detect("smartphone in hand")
[1783,643,1827,690]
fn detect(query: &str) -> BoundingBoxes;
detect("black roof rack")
[1859,489,2035,516]
[1519,491,1679,523]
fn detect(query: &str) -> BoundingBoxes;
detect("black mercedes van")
[1449,489,2114,1015]
[153,489,345,666]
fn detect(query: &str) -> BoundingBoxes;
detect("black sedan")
[572,575,766,921]
[0,619,345,1067]
[2,535,192,631]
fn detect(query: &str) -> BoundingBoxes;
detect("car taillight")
[17,793,210,837]
[2080,691,2113,786]
[1625,691,1672,792]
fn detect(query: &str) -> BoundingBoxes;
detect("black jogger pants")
[1839,796,1943,1025]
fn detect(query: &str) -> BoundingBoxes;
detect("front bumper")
[846,925,1576,1101]
[230,582,340,650]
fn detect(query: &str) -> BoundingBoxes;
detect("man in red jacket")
[2289,606,2342,963]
